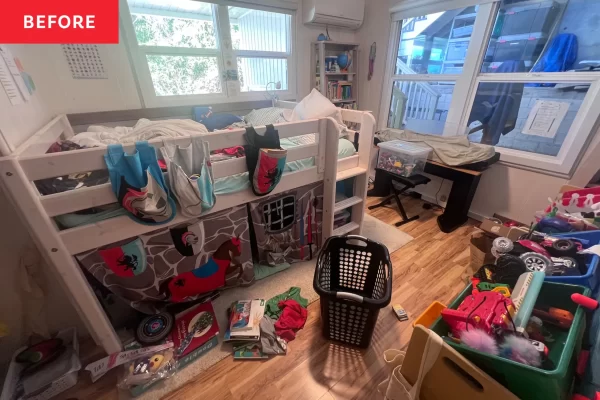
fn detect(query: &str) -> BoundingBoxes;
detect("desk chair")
[368,168,431,226]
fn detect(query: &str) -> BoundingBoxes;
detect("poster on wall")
[62,44,107,79]
[0,45,31,105]
[523,100,570,139]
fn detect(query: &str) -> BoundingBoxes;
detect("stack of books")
[327,81,353,101]
[225,299,268,359]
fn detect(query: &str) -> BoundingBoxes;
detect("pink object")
[572,293,599,310]
[572,395,590,400]
[577,350,590,377]
[275,300,308,342]
[441,291,514,338]
[517,240,552,258]
[460,329,499,355]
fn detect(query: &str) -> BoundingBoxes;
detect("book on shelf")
[327,80,353,101]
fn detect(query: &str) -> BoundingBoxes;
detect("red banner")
[0,0,119,44]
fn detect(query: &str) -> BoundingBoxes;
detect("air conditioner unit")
[303,0,365,30]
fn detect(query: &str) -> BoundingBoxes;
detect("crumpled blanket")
[69,118,209,148]
[376,129,496,167]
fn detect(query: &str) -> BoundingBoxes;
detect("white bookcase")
[311,41,360,109]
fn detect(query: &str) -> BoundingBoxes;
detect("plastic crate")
[431,282,590,400]
[1,328,81,400]
[313,235,392,347]
[545,231,600,290]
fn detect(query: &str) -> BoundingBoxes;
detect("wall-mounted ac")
[303,0,365,30]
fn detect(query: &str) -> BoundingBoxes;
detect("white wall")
[22,33,142,117]
[0,46,54,153]
[356,0,590,224]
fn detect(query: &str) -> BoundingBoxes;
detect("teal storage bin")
[431,282,590,400]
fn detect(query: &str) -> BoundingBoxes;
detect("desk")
[369,162,484,233]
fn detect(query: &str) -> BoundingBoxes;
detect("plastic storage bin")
[431,282,590,400]
[313,235,392,347]
[1,328,81,400]
[545,231,600,290]
[376,140,431,177]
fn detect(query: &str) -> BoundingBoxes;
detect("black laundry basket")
[313,235,392,347]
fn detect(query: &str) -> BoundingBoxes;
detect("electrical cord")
[422,179,445,211]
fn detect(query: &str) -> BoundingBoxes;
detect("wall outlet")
[439,194,448,203]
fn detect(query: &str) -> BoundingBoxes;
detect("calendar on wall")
[61,44,107,79]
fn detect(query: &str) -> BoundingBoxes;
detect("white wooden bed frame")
[0,101,375,354]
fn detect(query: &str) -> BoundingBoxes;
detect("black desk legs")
[437,173,481,233]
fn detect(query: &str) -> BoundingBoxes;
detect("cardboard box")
[479,218,529,242]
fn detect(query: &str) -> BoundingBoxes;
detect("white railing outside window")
[380,0,600,176]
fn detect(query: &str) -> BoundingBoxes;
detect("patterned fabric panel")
[249,182,323,266]
[76,205,254,314]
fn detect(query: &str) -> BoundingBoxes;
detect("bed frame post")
[0,156,121,354]
[354,113,376,235]
[321,117,340,243]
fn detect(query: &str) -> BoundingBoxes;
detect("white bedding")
[69,118,209,148]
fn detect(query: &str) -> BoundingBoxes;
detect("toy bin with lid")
[431,282,590,400]
[376,140,431,177]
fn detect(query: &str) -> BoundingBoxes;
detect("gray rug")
[136,217,413,399]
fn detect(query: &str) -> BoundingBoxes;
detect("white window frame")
[380,0,600,176]
[119,0,297,108]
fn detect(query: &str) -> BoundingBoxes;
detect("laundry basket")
[313,235,392,347]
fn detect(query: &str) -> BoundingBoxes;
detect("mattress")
[54,138,356,229]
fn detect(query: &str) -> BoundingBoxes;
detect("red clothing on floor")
[274,299,307,342]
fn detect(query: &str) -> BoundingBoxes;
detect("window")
[381,0,600,175]
[263,196,296,233]
[122,0,294,106]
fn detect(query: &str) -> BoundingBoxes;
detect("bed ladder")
[332,169,369,236]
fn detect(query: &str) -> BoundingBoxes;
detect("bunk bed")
[0,100,375,354]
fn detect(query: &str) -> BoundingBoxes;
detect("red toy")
[571,293,599,310]
[517,239,552,258]
[442,291,515,338]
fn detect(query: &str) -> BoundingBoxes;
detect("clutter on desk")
[1,328,81,400]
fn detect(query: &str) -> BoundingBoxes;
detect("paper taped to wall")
[0,45,30,102]
[523,100,569,139]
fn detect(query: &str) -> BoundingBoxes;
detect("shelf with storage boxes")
[312,41,359,108]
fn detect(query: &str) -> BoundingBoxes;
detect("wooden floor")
[66,196,478,400]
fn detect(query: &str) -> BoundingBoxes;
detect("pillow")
[287,89,348,135]
[193,107,242,131]
[243,107,286,126]
[338,138,357,158]
[290,88,338,120]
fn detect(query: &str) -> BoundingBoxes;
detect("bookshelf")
[311,41,359,110]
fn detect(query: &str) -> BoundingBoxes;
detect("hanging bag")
[160,137,216,217]
[244,125,287,196]
[377,332,443,400]
[104,141,176,225]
